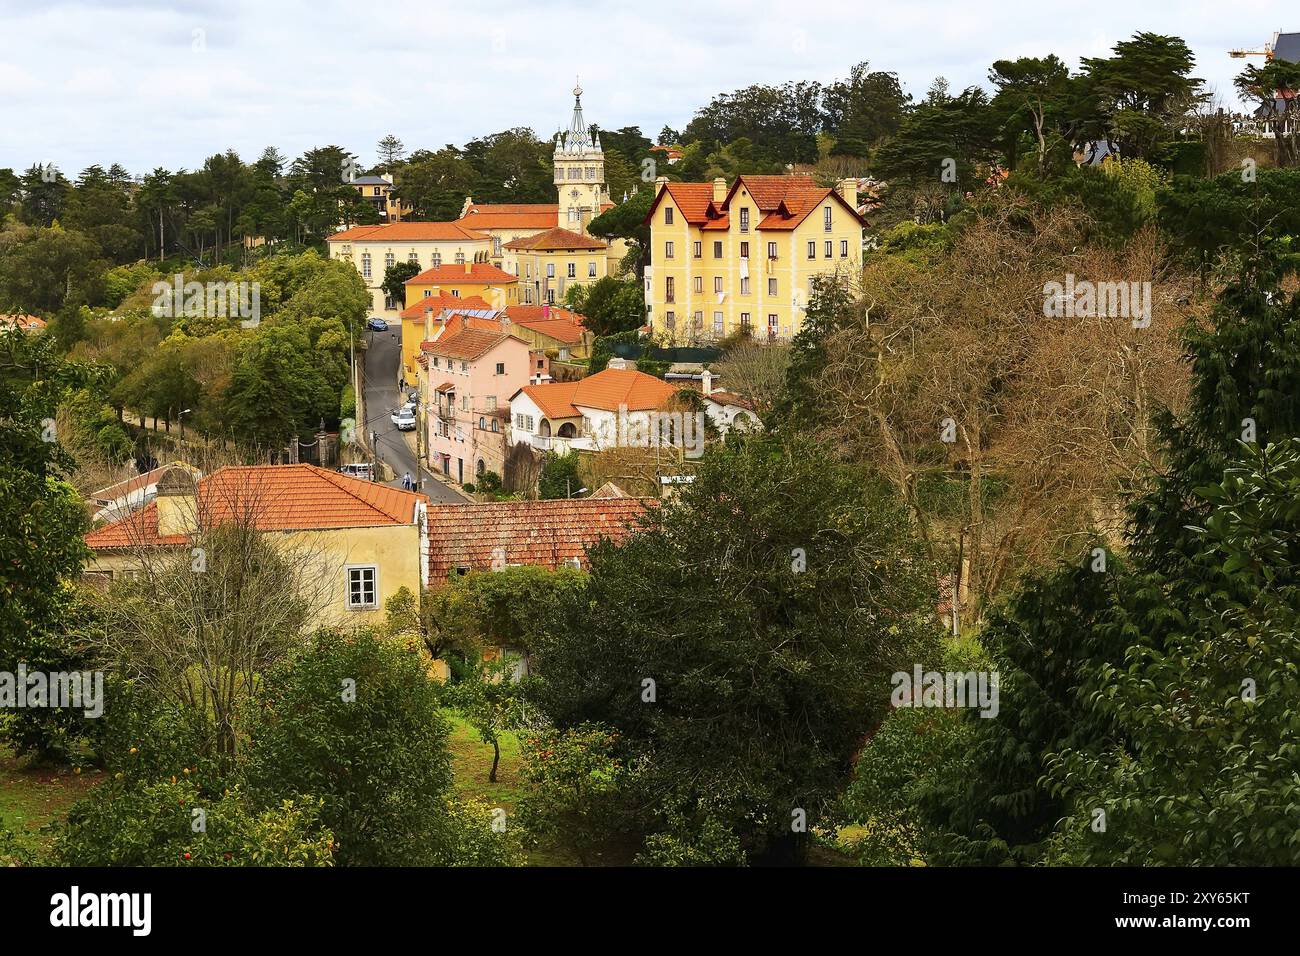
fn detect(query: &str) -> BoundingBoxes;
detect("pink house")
[420,318,531,485]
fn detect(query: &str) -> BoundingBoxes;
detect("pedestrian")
[402,471,412,490]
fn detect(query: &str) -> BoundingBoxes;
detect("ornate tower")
[553,80,609,233]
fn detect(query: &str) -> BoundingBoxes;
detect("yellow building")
[397,291,498,386]
[642,174,864,344]
[503,227,610,305]
[326,221,493,318]
[349,174,412,222]
[83,465,429,628]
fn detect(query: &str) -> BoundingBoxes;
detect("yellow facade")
[505,248,609,306]
[328,234,492,317]
[85,523,423,629]
[644,176,864,345]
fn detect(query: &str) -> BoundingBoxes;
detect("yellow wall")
[645,182,862,345]
[328,237,492,317]
[85,523,423,629]
[504,248,608,306]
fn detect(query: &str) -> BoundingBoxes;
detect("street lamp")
[178,408,192,438]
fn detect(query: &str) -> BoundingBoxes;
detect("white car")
[390,401,415,425]
[394,408,416,431]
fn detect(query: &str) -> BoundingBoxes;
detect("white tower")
[553,79,609,233]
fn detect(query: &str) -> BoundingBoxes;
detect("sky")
[0,0,1288,178]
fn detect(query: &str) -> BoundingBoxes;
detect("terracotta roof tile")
[457,204,560,231]
[515,368,679,418]
[426,497,654,578]
[503,305,588,344]
[407,262,517,285]
[421,326,519,362]
[399,293,493,320]
[85,465,427,550]
[327,221,489,243]
[503,227,607,251]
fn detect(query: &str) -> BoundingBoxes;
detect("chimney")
[701,368,714,396]
[712,177,727,203]
[837,177,858,210]
[463,261,473,275]
[424,307,434,341]
[155,467,199,538]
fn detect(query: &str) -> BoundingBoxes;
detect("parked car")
[394,409,416,431]
[337,462,375,481]
[390,401,415,425]
[366,317,388,332]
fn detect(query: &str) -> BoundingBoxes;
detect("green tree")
[530,435,939,863]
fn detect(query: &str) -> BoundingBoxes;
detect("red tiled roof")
[503,227,607,251]
[327,221,489,243]
[1,314,47,331]
[514,367,679,418]
[421,326,519,362]
[426,497,654,578]
[89,461,200,504]
[399,292,493,320]
[457,204,560,231]
[406,262,517,285]
[85,465,427,550]
[503,305,588,344]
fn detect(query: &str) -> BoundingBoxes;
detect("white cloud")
[0,0,1275,175]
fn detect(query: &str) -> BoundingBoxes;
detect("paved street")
[361,325,466,504]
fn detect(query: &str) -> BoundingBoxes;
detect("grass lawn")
[0,745,104,853]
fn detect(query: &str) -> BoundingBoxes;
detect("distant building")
[0,314,47,334]
[643,174,865,345]
[348,173,412,223]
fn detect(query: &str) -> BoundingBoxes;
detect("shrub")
[477,470,502,493]
[243,628,511,865]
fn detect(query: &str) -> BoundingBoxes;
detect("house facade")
[83,465,429,627]
[327,221,493,317]
[508,366,681,455]
[419,322,532,484]
[349,174,412,223]
[503,227,610,305]
[642,174,865,345]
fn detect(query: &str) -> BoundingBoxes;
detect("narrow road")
[361,326,466,503]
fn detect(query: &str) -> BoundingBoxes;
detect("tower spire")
[569,77,587,140]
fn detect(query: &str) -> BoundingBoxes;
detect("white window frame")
[346,565,378,610]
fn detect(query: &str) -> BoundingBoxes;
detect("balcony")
[525,433,595,454]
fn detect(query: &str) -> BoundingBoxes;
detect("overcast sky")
[0,0,1286,177]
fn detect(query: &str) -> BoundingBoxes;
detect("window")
[495,362,505,375]
[823,206,833,232]
[768,314,779,336]
[586,166,595,179]
[486,396,497,411]
[479,417,486,429]
[713,277,723,293]
[385,252,395,269]
[408,252,419,264]
[693,311,703,329]
[346,566,377,610]
[588,261,597,277]
[665,241,675,259]
[840,240,849,258]
[665,276,675,303]
[739,208,750,232]
[455,251,465,264]
[432,252,442,266]
[825,240,833,258]
[713,311,724,337]
[547,263,555,278]
[361,253,371,279]
[665,311,676,330]
[462,396,469,411]
[740,312,751,331]
[713,241,722,258]
[693,276,703,293]
[491,419,499,432]
[493,237,502,256]
[432,357,439,368]
[665,207,674,225]
[692,241,702,258]
[768,277,777,296]
[461,361,468,372]
[740,276,750,295]
[807,240,816,259]
[740,241,749,259]
[568,262,576,278]
[767,241,777,259]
